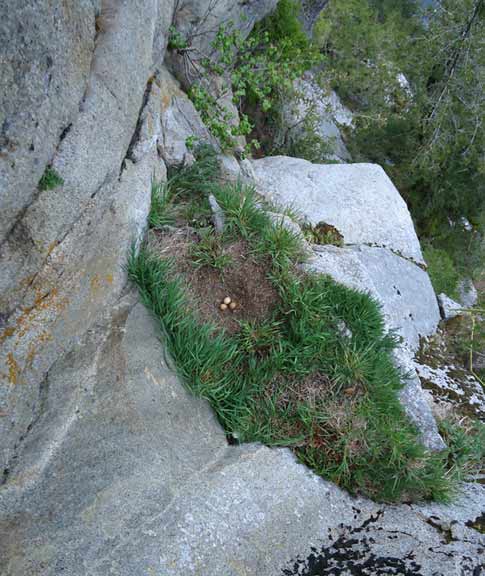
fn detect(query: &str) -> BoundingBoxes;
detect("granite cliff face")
[0,0,277,475]
[0,2,483,574]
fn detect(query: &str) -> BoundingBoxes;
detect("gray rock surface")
[0,0,170,473]
[0,150,156,475]
[282,72,353,161]
[395,348,447,451]
[0,0,95,244]
[1,297,483,576]
[458,278,478,309]
[306,245,440,351]
[250,156,425,264]
[167,0,278,88]
[158,66,218,167]
[416,360,485,420]
[1,2,482,573]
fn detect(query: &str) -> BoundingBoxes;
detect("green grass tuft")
[189,231,234,272]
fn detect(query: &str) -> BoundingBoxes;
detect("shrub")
[168,1,321,151]
[423,244,460,298]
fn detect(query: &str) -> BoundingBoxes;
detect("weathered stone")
[0,0,95,243]
[438,293,464,319]
[0,151,155,473]
[218,154,242,181]
[0,0,170,473]
[158,67,218,168]
[208,194,225,233]
[22,0,162,256]
[0,300,482,575]
[416,360,485,420]
[250,156,425,264]
[395,348,446,451]
[282,72,352,161]
[306,244,440,351]
[129,79,164,169]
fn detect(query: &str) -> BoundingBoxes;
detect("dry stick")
[468,309,485,387]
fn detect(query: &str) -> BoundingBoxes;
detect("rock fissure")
[120,76,157,175]
[342,242,427,270]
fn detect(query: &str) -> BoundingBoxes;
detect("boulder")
[158,67,218,168]
[249,156,425,264]
[306,244,440,351]
[0,299,482,575]
[458,278,478,309]
[247,155,443,449]
[438,293,464,320]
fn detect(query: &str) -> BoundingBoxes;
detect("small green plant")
[423,244,460,298]
[439,418,485,481]
[167,25,188,50]
[238,318,283,355]
[189,231,233,272]
[149,181,176,228]
[38,166,64,191]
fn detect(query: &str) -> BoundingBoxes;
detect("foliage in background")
[168,0,320,151]
[130,150,483,503]
[423,244,460,298]
[316,0,485,280]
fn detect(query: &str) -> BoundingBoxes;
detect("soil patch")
[148,229,280,334]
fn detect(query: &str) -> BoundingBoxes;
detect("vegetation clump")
[423,244,460,299]
[167,0,320,151]
[130,148,484,502]
[38,166,64,191]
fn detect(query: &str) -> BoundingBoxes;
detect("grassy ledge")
[129,147,484,502]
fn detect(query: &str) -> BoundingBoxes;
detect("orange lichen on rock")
[16,287,67,340]
[0,327,15,346]
[6,353,19,385]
